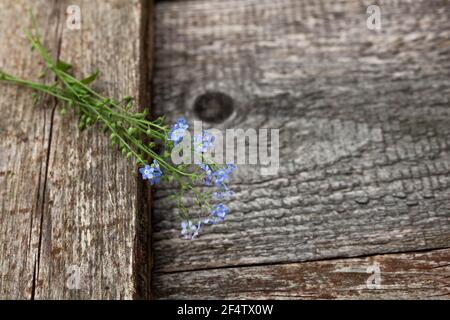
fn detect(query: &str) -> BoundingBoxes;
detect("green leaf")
[80,70,99,85]
[72,83,88,95]
[86,117,94,125]
[155,115,165,124]
[31,92,39,105]
[56,59,72,72]
[126,100,133,110]
[127,127,137,135]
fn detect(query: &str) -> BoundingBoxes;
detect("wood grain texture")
[0,0,61,300]
[0,0,153,299]
[152,0,450,277]
[155,248,450,299]
[34,0,153,300]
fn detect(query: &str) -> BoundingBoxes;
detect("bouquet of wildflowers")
[0,17,235,240]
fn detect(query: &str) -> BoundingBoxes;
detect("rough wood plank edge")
[152,0,450,273]
[154,248,450,299]
[134,0,154,300]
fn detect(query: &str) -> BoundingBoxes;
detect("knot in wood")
[193,91,234,124]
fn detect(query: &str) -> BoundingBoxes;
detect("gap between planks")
[153,246,450,275]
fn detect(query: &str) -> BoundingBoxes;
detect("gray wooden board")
[0,0,153,299]
[0,0,58,299]
[155,248,450,299]
[151,0,450,279]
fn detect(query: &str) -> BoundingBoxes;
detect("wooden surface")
[1,0,449,300]
[0,0,153,299]
[155,248,450,299]
[152,0,450,298]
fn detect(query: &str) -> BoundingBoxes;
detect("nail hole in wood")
[193,91,234,124]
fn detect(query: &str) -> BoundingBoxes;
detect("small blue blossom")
[213,168,229,188]
[226,164,236,172]
[199,163,213,186]
[140,165,152,180]
[211,204,229,221]
[181,220,195,237]
[168,118,189,145]
[181,220,202,240]
[181,221,188,233]
[193,130,215,153]
[139,159,162,185]
[202,217,214,225]
[213,164,236,188]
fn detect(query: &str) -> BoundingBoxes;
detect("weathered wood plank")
[152,0,450,274]
[33,0,153,300]
[0,0,61,299]
[0,0,153,299]
[154,248,450,299]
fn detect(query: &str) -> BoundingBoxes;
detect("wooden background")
[1,0,449,299]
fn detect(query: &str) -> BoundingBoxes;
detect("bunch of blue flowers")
[141,118,236,240]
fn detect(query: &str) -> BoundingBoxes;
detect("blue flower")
[193,130,215,153]
[139,160,162,185]
[201,217,214,225]
[139,165,153,180]
[168,118,189,145]
[226,164,236,172]
[181,220,195,236]
[213,169,228,188]
[211,204,229,221]
[199,163,213,186]
[181,220,202,240]
[213,164,236,188]
[181,221,188,233]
